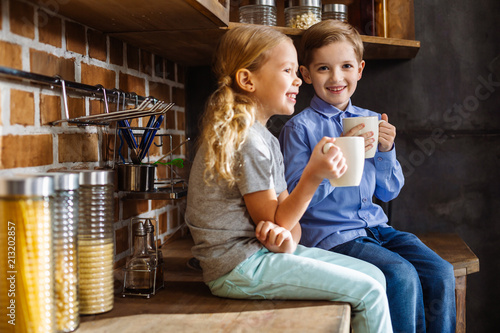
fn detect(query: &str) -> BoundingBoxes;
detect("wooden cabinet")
[29,0,419,66]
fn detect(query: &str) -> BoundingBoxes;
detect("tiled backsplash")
[0,0,188,268]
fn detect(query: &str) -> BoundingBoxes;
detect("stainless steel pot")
[117,163,157,192]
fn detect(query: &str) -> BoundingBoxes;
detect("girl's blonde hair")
[299,20,364,67]
[201,25,291,186]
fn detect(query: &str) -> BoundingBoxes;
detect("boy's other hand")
[342,123,376,154]
[378,113,396,152]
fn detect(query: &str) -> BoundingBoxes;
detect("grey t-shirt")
[185,122,288,282]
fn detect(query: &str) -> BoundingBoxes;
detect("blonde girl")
[185,24,393,333]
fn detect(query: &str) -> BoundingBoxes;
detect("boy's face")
[300,41,365,111]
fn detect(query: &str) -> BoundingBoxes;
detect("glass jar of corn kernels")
[77,170,115,315]
[285,0,322,29]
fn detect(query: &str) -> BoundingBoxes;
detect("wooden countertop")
[77,236,351,332]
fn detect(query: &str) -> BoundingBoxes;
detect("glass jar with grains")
[285,0,322,29]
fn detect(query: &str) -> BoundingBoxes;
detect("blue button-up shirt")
[278,95,404,250]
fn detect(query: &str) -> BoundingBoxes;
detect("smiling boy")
[279,20,456,333]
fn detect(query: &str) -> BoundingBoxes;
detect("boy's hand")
[255,221,297,254]
[342,123,375,154]
[378,113,396,152]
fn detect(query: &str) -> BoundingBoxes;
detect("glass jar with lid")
[285,0,322,29]
[239,0,277,26]
[77,170,115,315]
[49,173,80,332]
[0,175,55,333]
[322,3,348,22]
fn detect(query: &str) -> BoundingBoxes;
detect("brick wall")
[0,0,188,268]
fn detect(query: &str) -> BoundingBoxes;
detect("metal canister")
[77,170,115,315]
[0,176,55,333]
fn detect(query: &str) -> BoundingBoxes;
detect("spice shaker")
[285,0,322,29]
[239,0,277,26]
[77,170,115,315]
[322,3,348,22]
[0,176,55,333]
[145,219,164,291]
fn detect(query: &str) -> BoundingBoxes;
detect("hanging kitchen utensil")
[138,114,164,162]
[115,90,140,163]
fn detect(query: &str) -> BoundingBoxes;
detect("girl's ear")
[299,65,313,84]
[235,68,255,92]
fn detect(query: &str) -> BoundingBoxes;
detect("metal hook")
[55,76,70,121]
[96,85,110,114]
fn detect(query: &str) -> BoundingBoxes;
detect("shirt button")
[377,157,383,161]
[362,198,367,203]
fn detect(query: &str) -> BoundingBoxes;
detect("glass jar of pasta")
[285,0,322,29]
[0,176,55,333]
[77,170,115,315]
[50,173,80,332]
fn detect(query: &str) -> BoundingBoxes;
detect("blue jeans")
[208,245,393,333]
[332,226,456,333]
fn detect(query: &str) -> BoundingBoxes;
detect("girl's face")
[250,40,302,124]
[300,41,365,111]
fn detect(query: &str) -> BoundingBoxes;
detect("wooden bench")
[78,233,478,333]
[417,233,480,333]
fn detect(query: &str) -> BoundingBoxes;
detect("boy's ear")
[357,60,366,80]
[299,65,313,84]
[235,68,255,92]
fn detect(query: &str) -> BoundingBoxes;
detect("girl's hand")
[306,137,347,182]
[255,221,297,254]
[378,113,396,152]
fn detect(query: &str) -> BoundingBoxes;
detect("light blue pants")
[208,245,393,333]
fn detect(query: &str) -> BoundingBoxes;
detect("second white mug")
[342,116,383,158]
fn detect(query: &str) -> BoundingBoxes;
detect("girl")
[185,25,392,333]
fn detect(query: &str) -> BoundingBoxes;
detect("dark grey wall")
[352,2,500,332]
[186,1,500,331]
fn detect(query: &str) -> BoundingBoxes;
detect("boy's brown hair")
[299,20,364,67]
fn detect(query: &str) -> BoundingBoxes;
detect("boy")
[278,20,456,333]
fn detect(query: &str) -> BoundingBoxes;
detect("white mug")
[342,116,384,158]
[323,137,365,187]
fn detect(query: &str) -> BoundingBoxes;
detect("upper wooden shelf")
[29,0,420,66]
[227,23,420,61]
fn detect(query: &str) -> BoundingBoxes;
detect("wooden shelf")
[29,0,419,66]
[228,22,420,60]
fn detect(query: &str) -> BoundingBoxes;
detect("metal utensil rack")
[0,66,161,125]
[0,66,189,199]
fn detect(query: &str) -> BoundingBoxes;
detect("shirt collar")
[310,94,357,119]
